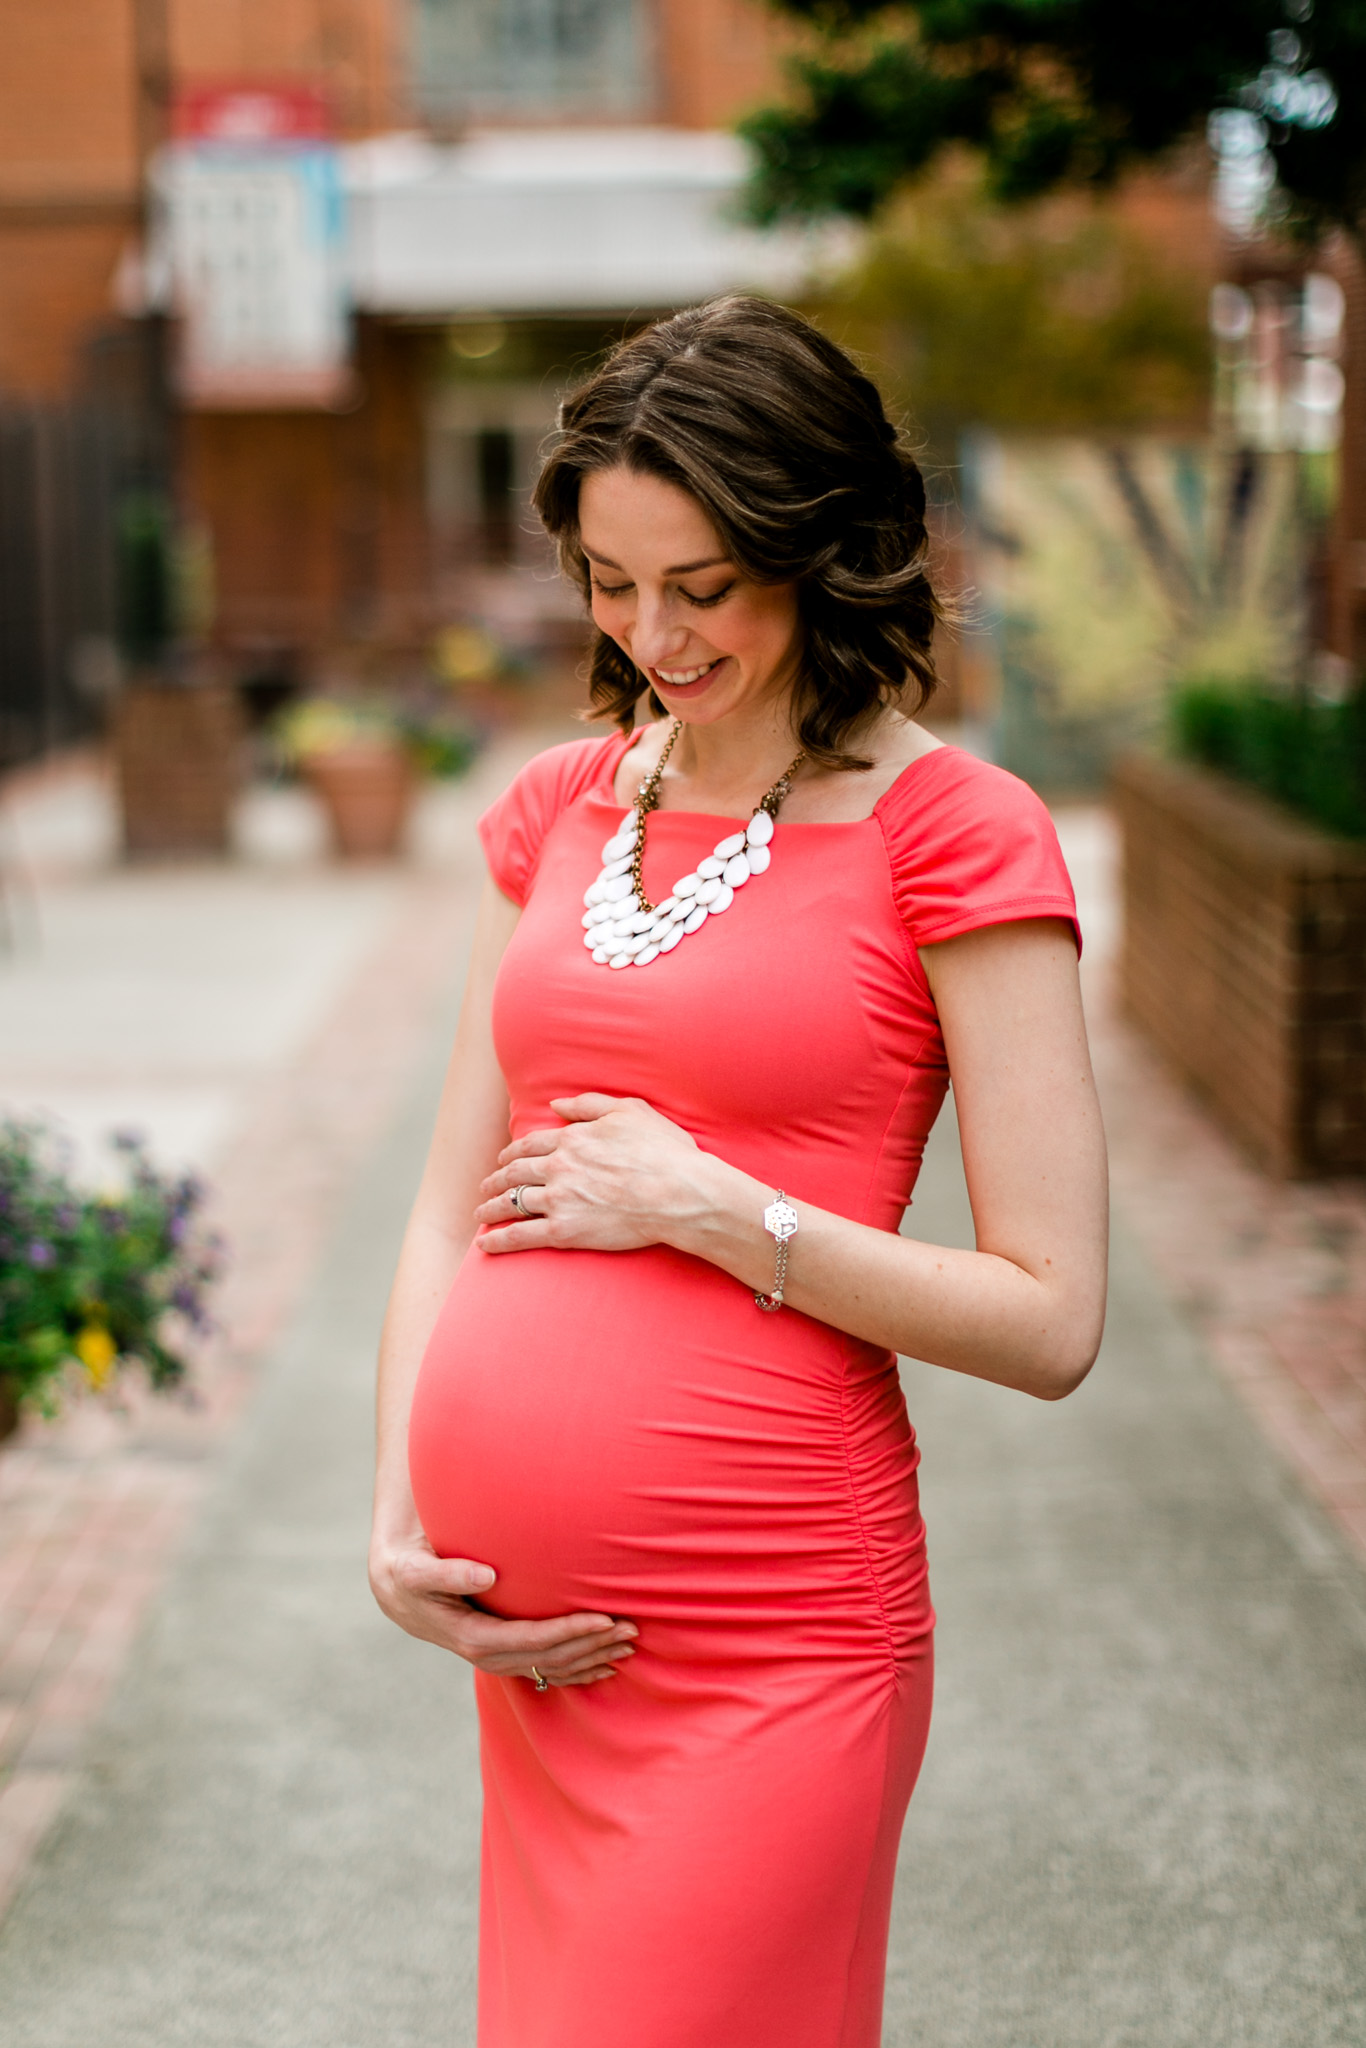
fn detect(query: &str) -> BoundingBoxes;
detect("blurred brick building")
[0,0,808,758]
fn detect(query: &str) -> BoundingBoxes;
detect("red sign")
[172,81,330,146]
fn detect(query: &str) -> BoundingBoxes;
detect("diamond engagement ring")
[531,1666,549,1692]
[509,1184,531,1218]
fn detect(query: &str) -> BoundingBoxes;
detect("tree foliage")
[807,169,1212,448]
[742,1,1366,234]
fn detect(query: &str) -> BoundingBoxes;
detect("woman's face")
[578,466,801,728]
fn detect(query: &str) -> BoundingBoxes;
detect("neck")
[663,694,804,808]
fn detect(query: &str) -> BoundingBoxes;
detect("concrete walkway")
[0,1004,1362,2045]
[0,1006,483,2048]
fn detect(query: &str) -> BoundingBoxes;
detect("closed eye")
[591,579,632,599]
[681,584,735,609]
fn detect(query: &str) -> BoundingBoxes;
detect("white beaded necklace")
[581,721,806,970]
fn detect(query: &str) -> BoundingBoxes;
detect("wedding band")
[531,1666,549,1692]
[509,1184,530,1218]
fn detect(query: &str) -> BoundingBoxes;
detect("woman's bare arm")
[369,876,638,1684]
[371,878,517,1559]
[476,920,1108,1401]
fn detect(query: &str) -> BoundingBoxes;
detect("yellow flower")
[433,624,498,687]
[75,1324,118,1389]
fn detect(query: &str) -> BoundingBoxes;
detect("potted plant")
[111,492,244,858]
[276,696,478,859]
[0,1120,224,1441]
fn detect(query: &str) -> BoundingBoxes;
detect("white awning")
[341,127,849,317]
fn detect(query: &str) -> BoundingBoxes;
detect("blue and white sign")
[159,85,351,409]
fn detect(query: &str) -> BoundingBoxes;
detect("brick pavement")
[1093,998,1366,1562]
[1059,803,1366,1570]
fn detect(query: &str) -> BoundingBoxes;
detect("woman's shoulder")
[501,729,630,812]
[875,746,1080,951]
[478,729,629,906]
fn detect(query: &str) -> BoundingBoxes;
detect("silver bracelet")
[755,1191,799,1312]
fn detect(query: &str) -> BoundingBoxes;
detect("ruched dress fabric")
[408,731,1079,2048]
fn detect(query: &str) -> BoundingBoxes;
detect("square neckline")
[593,726,962,829]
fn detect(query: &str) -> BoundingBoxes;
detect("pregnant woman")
[370,297,1108,2048]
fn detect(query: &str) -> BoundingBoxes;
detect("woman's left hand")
[475,1093,717,1254]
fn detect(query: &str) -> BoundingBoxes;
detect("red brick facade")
[0,0,793,670]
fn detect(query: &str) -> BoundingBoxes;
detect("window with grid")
[412,0,652,119]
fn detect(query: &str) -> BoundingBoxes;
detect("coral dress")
[408,730,1078,2048]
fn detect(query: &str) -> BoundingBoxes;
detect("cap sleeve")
[876,748,1080,954]
[477,732,627,906]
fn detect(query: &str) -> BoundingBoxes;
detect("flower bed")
[0,1121,224,1435]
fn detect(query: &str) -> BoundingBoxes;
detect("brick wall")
[1114,754,1366,1178]
[655,0,789,127]
[1325,232,1366,668]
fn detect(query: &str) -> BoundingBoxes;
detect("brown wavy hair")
[532,296,940,771]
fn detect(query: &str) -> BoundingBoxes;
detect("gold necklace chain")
[627,721,807,916]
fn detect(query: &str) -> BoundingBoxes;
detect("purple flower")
[27,1241,55,1268]
[54,1204,78,1232]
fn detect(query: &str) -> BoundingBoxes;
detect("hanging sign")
[160,82,352,409]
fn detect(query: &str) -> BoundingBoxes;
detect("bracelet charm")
[755,1192,798,1312]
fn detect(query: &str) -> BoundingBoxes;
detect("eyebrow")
[582,550,731,576]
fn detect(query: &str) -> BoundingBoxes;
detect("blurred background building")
[0,0,1357,801]
[0,0,828,766]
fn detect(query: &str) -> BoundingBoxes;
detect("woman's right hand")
[369,1536,637,1686]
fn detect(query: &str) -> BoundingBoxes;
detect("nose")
[629,589,695,669]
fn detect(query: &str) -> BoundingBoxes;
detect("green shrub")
[1171,678,1366,841]
[0,1120,224,1413]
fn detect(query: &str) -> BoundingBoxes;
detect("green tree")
[806,167,1211,448]
[742,2,1364,241]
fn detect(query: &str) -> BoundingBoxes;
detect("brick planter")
[1113,754,1366,1177]
[113,682,244,858]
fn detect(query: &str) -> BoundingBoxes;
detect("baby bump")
[407,1241,928,1644]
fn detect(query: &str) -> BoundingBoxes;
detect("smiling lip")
[649,657,724,696]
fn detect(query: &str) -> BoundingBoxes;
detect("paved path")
[0,1009,1363,2043]
[0,736,553,1913]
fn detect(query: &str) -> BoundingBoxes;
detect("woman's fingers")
[461,1612,638,1680]
[549,1093,627,1122]
[458,1610,630,1656]
[478,1160,548,1199]
[496,1127,563,1167]
[394,1549,497,1600]
[473,1170,548,1226]
[477,1218,555,1252]
[493,1097,631,1168]
[555,1642,634,1677]
[380,1544,639,1679]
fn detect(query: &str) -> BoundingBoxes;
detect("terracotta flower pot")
[302,744,416,859]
